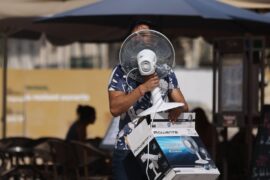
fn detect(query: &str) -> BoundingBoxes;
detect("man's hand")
[140,73,160,93]
[168,108,181,122]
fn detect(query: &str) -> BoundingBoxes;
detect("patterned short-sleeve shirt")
[108,64,179,150]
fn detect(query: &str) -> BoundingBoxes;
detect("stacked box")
[127,112,220,180]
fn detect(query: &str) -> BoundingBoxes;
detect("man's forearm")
[169,88,189,112]
[109,86,144,116]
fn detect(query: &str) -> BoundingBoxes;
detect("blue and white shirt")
[108,64,179,150]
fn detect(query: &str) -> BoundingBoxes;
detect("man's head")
[77,105,96,125]
[129,19,155,34]
[131,23,150,33]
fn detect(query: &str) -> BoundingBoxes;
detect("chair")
[33,137,64,164]
[68,140,112,180]
[0,137,34,149]
[32,137,69,180]
[1,165,44,180]
[0,137,35,176]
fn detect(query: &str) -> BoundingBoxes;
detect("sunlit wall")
[1,69,112,139]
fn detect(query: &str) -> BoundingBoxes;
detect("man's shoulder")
[112,64,125,74]
[108,64,126,86]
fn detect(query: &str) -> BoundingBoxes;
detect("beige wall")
[0,69,113,139]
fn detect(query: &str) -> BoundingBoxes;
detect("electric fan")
[200,147,211,161]
[182,137,208,164]
[119,29,184,117]
[141,153,162,180]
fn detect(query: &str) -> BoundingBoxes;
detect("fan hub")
[137,49,157,76]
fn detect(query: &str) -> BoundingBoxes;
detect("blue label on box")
[156,136,216,169]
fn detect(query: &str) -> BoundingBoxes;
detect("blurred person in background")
[66,105,96,141]
[193,107,218,154]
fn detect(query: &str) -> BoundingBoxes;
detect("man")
[108,20,188,180]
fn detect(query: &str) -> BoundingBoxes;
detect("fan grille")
[119,29,175,82]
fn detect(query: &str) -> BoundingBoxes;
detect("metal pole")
[246,37,253,174]
[261,38,265,118]
[212,41,217,160]
[1,34,8,138]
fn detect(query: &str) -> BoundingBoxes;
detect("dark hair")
[128,18,157,34]
[77,105,96,124]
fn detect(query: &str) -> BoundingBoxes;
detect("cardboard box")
[127,112,220,180]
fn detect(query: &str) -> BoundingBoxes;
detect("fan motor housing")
[137,49,157,76]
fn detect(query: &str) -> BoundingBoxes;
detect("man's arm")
[109,74,160,117]
[109,87,142,117]
[168,88,189,122]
